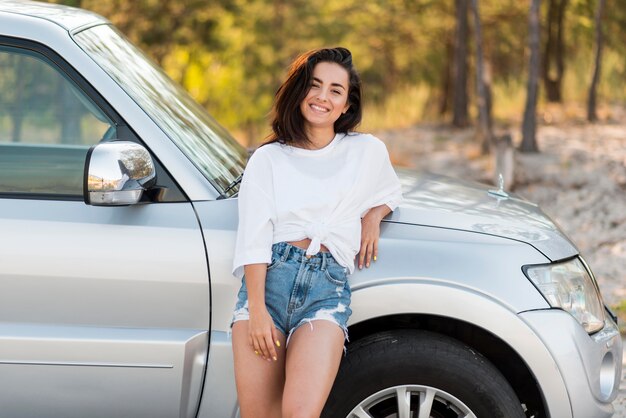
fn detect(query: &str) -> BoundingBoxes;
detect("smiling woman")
[298,62,351,140]
[230,47,403,418]
[266,47,362,150]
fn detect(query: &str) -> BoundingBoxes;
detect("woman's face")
[299,62,350,132]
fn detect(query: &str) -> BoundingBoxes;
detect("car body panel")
[197,331,239,418]
[0,324,207,418]
[391,169,579,261]
[0,199,209,328]
[198,201,552,333]
[0,198,209,417]
[521,310,622,418]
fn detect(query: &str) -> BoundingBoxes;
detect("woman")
[231,47,403,418]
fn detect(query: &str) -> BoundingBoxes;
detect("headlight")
[523,257,605,334]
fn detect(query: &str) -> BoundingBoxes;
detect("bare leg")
[232,321,287,418]
[282,320,345,418]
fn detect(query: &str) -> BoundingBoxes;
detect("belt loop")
[282,243,291,262]
[321,252,327,271]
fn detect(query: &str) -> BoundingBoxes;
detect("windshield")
[74,24,247,197]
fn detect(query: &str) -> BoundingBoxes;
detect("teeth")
[311,104,329,112]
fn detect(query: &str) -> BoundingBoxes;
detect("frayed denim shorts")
[231,241,352,345]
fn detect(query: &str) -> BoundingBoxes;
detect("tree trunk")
[57,80,82,144]
[10,55,26,143]
[520,0,541,153]
[452,0,469,128]
[587,0,606,122]
[439,39,454,116]
[543,0,567,102]
[470,0,493,154]
[381,46,398,95]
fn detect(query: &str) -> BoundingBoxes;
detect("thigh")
[232,321,287,418]
[282,320,345,417]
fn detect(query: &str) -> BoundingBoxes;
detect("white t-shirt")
[232,132,403,279]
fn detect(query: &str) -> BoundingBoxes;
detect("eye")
[332,89,342,95]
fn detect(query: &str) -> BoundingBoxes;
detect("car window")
[0,45,115,197]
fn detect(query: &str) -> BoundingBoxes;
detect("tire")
[322,330,526,418]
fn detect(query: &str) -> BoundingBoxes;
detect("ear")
[343,104,350,114]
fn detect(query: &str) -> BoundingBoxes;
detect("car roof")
[0,0,107,32]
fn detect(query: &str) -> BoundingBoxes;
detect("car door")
[0,39,209,418]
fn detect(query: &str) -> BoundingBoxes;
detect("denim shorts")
[231,241,352,344]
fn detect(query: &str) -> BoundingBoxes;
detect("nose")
[316,87,329,101]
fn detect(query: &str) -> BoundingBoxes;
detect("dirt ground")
[379,120,626,416]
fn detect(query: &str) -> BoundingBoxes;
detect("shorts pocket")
[267,252,282,271]
[324,264,348,286]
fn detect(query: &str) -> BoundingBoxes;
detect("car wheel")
[323,330,526,418]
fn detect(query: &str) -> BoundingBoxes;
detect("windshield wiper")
[218,173,243,199]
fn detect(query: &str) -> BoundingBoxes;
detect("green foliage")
[47,0,626,143]
[612,300,626,334]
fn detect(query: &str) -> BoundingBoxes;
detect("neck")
[304,127,335,149]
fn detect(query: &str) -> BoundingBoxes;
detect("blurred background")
[46,0,625,142]
[45,0,625,327]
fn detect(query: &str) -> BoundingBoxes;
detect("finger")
[249,334,259,356]
[248,330,256,352]
[257,334,271,360]
[265,332,278,361]
[252,337,264,359]
[373,239,379,262]
[271,326,281,349]
[359,242,367,269]
[260,329,275,360]
[366,241,374,267]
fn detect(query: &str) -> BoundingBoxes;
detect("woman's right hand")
[248,305,279,361]
[243,263,279,361]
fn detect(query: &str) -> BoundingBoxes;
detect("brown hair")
[266,47,362,147]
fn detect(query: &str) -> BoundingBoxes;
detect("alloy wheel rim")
[347,384,477,418]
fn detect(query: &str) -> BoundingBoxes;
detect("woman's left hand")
[359,205,392,269]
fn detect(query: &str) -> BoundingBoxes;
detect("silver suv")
[0,2,622,418]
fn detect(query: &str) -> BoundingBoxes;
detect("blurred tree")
[438,39,454,116]
[45,0,626,139]
[587,0,606,121]
[543,0,568,102]
[336,0,442,100]
[521,0,541,153]
[453,0,470,127]
[57,80,83,144]
[470,0,493,153]
[8,55,27,142]
[317,0,455,125]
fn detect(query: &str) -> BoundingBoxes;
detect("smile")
[310,103,330,113]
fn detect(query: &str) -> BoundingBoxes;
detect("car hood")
[387,169,578,261]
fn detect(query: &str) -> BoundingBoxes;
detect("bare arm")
[244,263,279,361]
[359,204,392,269]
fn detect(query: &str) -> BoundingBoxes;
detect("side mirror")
[84,141,156,206]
